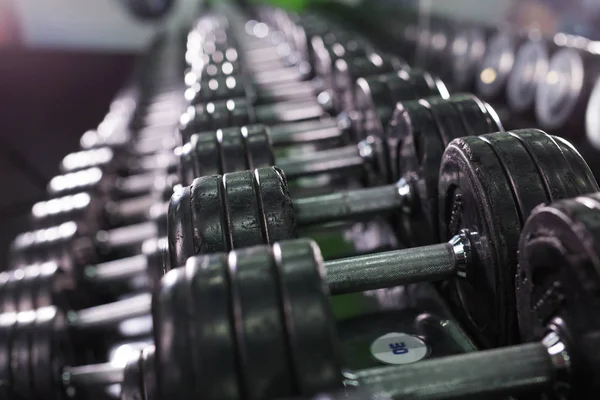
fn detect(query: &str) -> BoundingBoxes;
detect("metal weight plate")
[11,311,34,399]
[120,349,144,400]
[253,167,297,244]
[228,246,294,399]
[552,136,599,194]
[180,106,212,144]
[0,273,14,313]
[438,135,521,348]
[227,98,255,128]
[273,239,343,394]
[535,48,587,132]
[153,268,194,400]
[423,96,471,147]
[181,132,220,186]
[223,170,267,249]
[207,101,233,131]
[189,174,228,253]
[394,101,445,245]
[451,94,503,136]
[17,267,38,311]
[517,195,600,343]
[167,186,195,268]
[32,307,69,399]
[399,70,448,100]
[185,254,240,400]
[476,31,520,102]
[506,38,550,114]
[219,128,252,173]
[0,312,16,393]
[450,25,488,91]
[510,129,599,200]
[141,345,157,400]
[242,125,276,170]
[481,132,548,227]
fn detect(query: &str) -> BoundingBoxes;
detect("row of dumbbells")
[392,10,600,148]
[2,2,600,400]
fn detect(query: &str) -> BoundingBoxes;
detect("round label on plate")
[370,332,428,365]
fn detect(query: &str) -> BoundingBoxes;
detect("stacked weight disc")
[2,1,600,400]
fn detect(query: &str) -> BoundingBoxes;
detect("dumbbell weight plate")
[586,77,600,150]
[228,246,294,398]
[185,254,240,400]
[0,314,15,395]
[476,31,521,103]
[535,47,600,133]
[450,25,487,91]
[506,38,550,115]
[32,307,70,399]
[394,102,445,244]
[517,195,600,344]
[439,130,599,347]
[438,135,523,347]
[153,268,194,400]
[223,170,268,249]
[274,240,343,394]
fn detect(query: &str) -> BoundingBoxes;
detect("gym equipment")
[506,35,554,115]
[28,191,600,400]
[169,130,598,347]
[475,31,524,103]
[536,46,600,134]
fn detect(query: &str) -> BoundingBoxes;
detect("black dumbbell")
[10,204,168,272]
[0,236,168,313]
[178,93,501,246]
[178,69,451,180]
[0,235,477,400]
[171,94,502,257]
[169,129,598,347]
[314,193,600,400]
[119,191,600,400]
[476,30,525,103]
[179,58,420,148]
[447,23,489,92]
[536,45,600,137]
[506,35,556,116]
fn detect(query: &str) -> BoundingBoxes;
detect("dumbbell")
[506,35,555,116]
[476,30,525,103]
[171,93,502,257]
[10,201,168,271]
[169,129,598,347]
[293,193,600,400]
[0,236,169,314]
[537,45,600,136]
[16,94,483,293]
[177,93,500,246]
[29,68,439,231]
[447,23,489,92]
[179,57,421,149]
[115,189,600,400]
[0,238,481,400]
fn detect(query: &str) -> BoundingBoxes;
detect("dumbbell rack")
[2,1,600,400]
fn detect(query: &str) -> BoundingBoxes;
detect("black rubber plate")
[255,167,297,243]
[186,254,240,400]
[153,268,194,400]
[243,125,276,170]
[167,186,195,267]
[229,246,294,398]
[223,170,266,249]
[189,175,227,253]
[274,239,343,394]
[219,128,252,174]
[438,135,521,348]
